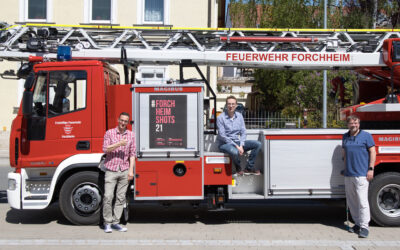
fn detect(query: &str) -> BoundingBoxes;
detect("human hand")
[119,138,128,146]
[237,146,244,155]
[367,170,374,181]
[128,171,134,180]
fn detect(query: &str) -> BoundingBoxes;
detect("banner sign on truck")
[149,95,187,148]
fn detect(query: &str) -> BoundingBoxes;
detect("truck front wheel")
[369,172,400,226]
[59,171,102,225]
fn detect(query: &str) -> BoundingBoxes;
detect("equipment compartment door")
[135,159,203,199]
[135,172,157,197]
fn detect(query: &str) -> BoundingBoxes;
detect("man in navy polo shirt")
[342,115,376,238]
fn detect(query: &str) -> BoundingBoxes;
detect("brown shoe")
[253,170,261,176]
[233,170,244,177]
[244,169,261,175]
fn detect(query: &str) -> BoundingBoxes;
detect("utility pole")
[323,0,327,128]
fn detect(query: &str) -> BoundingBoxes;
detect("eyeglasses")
[227,103,236,107]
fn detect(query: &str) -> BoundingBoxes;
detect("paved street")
[1,156,400,250]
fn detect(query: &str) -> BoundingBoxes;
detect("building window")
[84,0,116,23]
[92,0,111,21]
[20,0,52,22]
[28,0,46,20]
[145,0,163,23]
[137,0,169,25]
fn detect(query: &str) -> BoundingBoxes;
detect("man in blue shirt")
[342,115,376,238]
[217,96,261,176]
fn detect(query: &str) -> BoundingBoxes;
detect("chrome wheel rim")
[377,184,400,218]
[72,183,101,214]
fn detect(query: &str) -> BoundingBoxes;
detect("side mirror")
[17,63,33,79]
[22,91,33,116]
[24,72,35,90]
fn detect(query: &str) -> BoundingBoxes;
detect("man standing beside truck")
[342,115,376,238]
[102,112,135,233]
[217,96,262,176]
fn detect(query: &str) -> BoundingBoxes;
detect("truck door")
[21,70,91,167]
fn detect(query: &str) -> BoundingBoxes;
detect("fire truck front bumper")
[7,172,21,209]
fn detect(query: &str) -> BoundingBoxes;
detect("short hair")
[119,112,130,119]
[226,95,237,104]
[346,115,360,123]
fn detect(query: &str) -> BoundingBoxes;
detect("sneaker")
[111,224,127,232]
[358,227,369,238]
[104,224,112,233]
[244,169,261,175]
[244,169,252,175]
[233,170,244,177]
[348,224,360,234]
[253,170,261,176]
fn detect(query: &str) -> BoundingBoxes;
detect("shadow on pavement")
[5,203,71,225]
[0,190,7,203]
[2,193,348,230]
[128,200,349,230]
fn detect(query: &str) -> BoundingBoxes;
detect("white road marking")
[0,239,399,249]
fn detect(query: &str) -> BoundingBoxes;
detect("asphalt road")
[1,157,400,249]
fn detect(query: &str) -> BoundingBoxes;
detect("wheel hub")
[72,184,101,214]
[377,184,400,218]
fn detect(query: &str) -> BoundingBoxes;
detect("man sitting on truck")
[342,115,376,238]
[217,96,262,176]
[102,112,135,233]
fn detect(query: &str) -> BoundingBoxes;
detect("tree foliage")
[382,0,400,28]
[227,0,396,128]
[229,0,400,29]
[254,69,357,128]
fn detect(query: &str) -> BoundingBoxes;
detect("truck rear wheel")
[59,171,102,225]
[369,172,400,226]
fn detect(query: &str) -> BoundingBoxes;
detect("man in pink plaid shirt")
[102,112,135,233]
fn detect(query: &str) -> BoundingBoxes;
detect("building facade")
[0,0,225,130]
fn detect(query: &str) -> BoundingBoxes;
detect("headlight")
[8,179,16,191]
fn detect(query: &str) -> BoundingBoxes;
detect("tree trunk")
[372,0,377,28]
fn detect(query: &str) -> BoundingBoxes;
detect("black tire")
[59,171,102,225]
[369,172,400,226]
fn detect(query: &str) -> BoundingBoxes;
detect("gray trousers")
[345,176,370,229]
[103,169,129,224]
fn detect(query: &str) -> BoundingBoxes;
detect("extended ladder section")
[1,24,400,69]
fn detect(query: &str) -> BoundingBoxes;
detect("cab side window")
[48,71,87,117]
[32,73,48,117]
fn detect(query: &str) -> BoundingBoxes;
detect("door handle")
[76,141,90,150]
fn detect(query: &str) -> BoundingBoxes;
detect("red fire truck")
[1,24,400,226]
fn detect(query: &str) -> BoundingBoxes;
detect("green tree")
[229,0,260,27]
[228,0,391,128]
[265,0,316,28]
[382,0,400,28]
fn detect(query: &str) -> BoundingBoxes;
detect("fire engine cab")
[1,24,400,226]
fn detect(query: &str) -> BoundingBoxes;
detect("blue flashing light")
[57,46,72,61]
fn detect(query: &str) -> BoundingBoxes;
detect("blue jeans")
[219,140,262,171]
